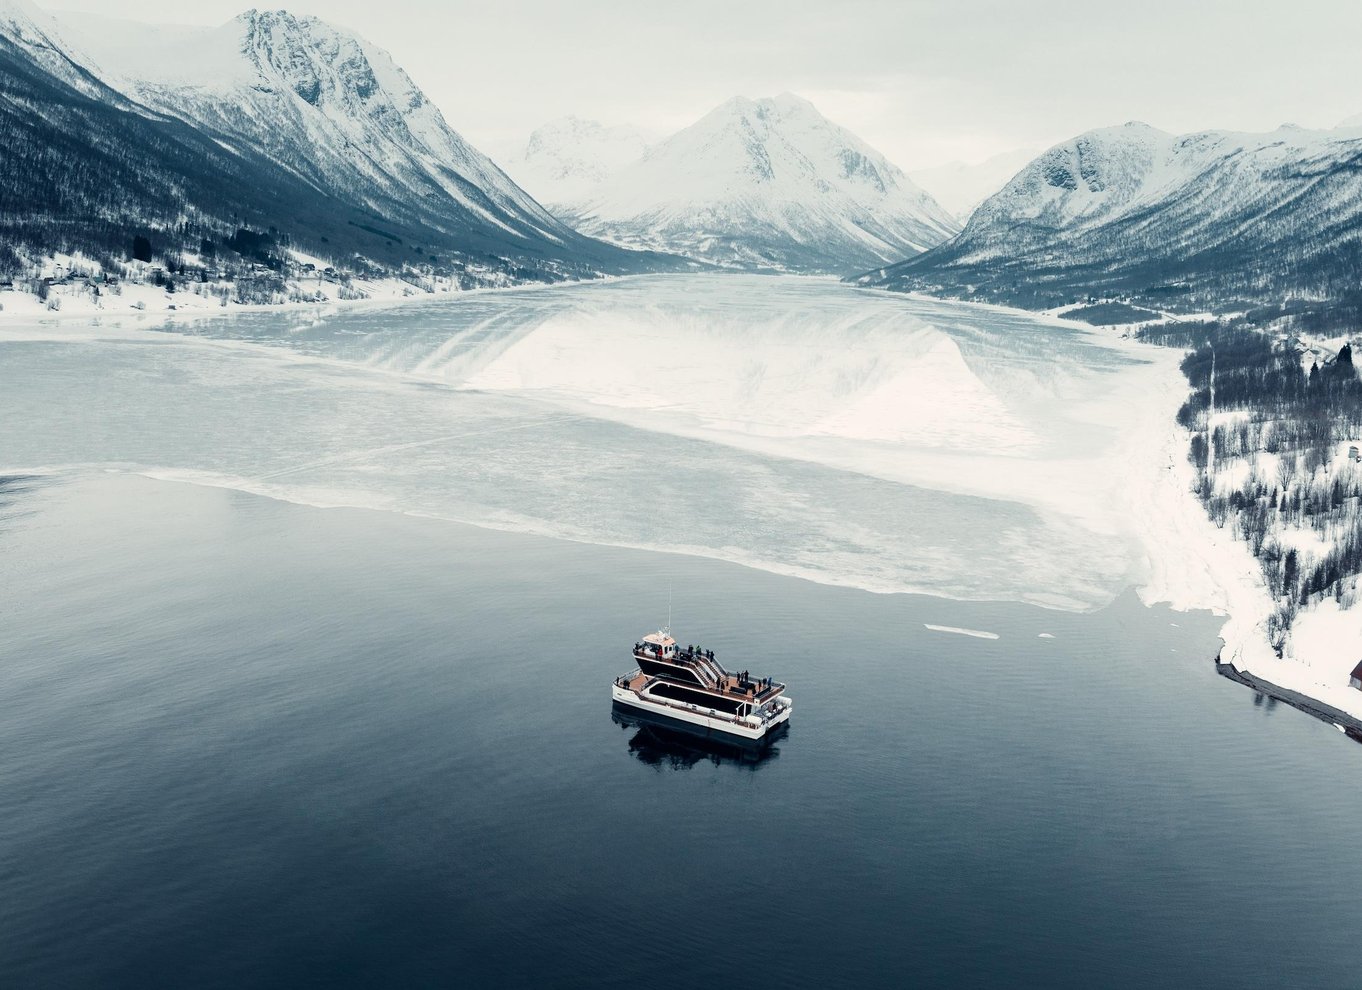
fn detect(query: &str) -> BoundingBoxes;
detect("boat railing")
[635,687,745,725]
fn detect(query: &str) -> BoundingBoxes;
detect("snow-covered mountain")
[499,116,653,206]
[0,0,359,271]
[859,121,1362,313]
[63,11,571,249]
[0,0,115,102]
[907,148,1038,220]
[34,8,676,283]
[563,93,960,275]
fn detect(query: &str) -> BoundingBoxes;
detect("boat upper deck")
[619,667,786,706]
[629,631,784,702]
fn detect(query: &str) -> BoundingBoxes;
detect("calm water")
[1,473,1360,988]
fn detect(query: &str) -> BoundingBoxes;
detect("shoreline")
[0,268,651,330]
[6,269,1097,332]
[1215,660,1362,743]
[870,282,1362,731]
[1126,331,1362,726]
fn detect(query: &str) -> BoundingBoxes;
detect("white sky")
[42,0,1362,170]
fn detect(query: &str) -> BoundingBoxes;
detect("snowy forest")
[1141,317,1362,653]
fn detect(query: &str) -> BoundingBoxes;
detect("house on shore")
[1350,661,1362,691]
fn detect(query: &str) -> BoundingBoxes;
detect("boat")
[611,627,793,742]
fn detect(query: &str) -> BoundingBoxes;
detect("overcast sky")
[43,0,1362,170]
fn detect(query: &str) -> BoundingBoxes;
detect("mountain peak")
[229,9,383,106]
[711,91,818,121]
[568,94,959,273]
[504,117,652,206]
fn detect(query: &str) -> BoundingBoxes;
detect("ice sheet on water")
[158,277,1143,460]
[3,276,1172,610]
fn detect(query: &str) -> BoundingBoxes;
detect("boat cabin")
[638,630,677,660]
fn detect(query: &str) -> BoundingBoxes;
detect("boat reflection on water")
[612,702,786,770]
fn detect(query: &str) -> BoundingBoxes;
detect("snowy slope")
[0,4,379,263]
[860,121,1362,312]
[0,0,129,103]
[57,9,670,275]
[66,10,561,240]
[907,148,1037,220]
[566,93,960,275]
[499,116,653,206]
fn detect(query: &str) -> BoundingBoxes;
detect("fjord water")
[2,474,1361,988]
[3,276,1361,986]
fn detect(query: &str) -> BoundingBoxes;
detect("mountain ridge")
[0,4,681,297]
[855,120,1362,320]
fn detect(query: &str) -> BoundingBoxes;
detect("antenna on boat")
[665,581,672,638]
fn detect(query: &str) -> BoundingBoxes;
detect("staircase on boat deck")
[689,651,725,688]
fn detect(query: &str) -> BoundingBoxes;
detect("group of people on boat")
[735,673,775,692]
[627,638,777,696]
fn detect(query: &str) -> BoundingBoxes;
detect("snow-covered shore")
[1130,342,1362,724]
[0,268,588,327]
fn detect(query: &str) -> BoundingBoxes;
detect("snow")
[461,311,1038,451]
[1128,351,1362,723]
[0,258,506,327]
[0,274,1182,613]
[56,13,246,90]
[498,117,654,206]
[0,0,117,101]
[566,93,959,272]
[924,624,1000,640]
[54,9,570,245]
[955,120,1362,267]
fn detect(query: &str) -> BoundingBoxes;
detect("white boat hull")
[611,682,792,741]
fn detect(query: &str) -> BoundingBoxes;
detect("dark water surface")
[1,474,1359,988]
